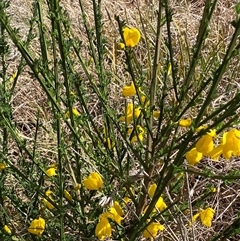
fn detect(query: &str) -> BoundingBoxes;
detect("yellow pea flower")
[118,42,125,49]
[9,70,18,82]
[208,145,223,160]
[74,183,81,191]
[196,125,208,132]
[122,187,134,204]
[130,125,144,143]
[65,108,80,118]
[64,190,73,202]
[0,163,6,170]
[153,110,160,119]
[102,207,124,225]
[113,201,124,217]
[119,102,133,124]
[144,197,167,214]
[72,108,80,117]
[103,137,114,149]
[185,148,203,165]
[156,196,167,211]
[3,225,11,234]
[211,187,217,193]
[143,221,164,240]
[179,118,192,127]
[189,212,200,226]
[83,172,103,191]
[196,129,216,155]
[134,106,142,118]
[27,217,45,235]
[122,27,141,47]
[148,183,157,198]
[199,207,215,227]
[46,167,57,177]
[95,216,112,240]
[222,129,240,159]
[122,82,136,97]
[190,207,214,227]
[123,196,131,204]
[48,163,58,168]
[43,190,55,210]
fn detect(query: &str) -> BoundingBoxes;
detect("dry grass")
[2,0,240,240]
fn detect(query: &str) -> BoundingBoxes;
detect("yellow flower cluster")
[43,190,55,210]
[95,201,124,240]
[120,81,145,143]
[186,128,240,165]
[119,102,141,124]
[141,183,166,239]
[65,108,80,118]
[144,183,167,214]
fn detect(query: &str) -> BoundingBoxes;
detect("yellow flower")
[70,91,76,97]
[9,70,18,82]
[122,187,134,204]
[119,102,133,124]
[122,27,141,47]
[27,217,45,235]
[48,163,58,168]
[196,125,208,132]
[208,145,223,160]
[95,216,112,240]
[222,129,240,159]
[3,225,11,234]
[156,197,167,211]
[46,167,57,177]
[122,82,136,97]
[211,187,217,193]
[64,190,73,202]
[118,42,125,49]
[72,108,80,117]
[143,221,164,240]
[148,183,157,198]
[144,197,167,214]
[185,148,203,165]
[134,107,141,118]
[199,207,215,227]
[43,190,55,210]
[83,172,103,191]
[123,196,131,204]
[167,63,172,76]
[196,129,216,155]
[65,108,80,118]
[0,163,6,170]
[179,118,192,127]
[113,201,124,217]
[119,103,141,124]
[103,137,114,149]
[190,207,214,227]
[189,212,200,226]
[102,207,124,225]
[74,183,81,191]
[153,110,160,119]
[130,125,144,143]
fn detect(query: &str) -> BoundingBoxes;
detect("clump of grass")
[0,0,240,240]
